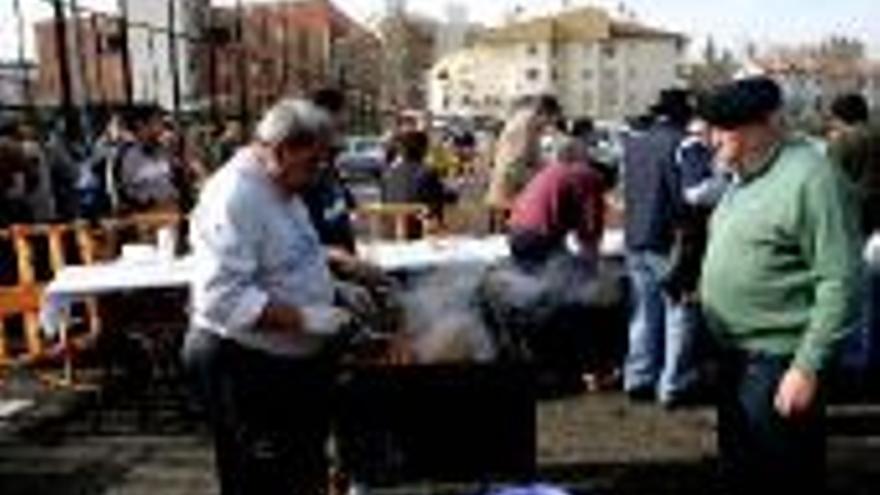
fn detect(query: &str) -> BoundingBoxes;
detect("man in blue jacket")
[622,89,701,407]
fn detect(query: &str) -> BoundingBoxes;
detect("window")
[583,90,593,109]
[675,38,686,54]
[601,43,616,59]
[583,69,594,81]
[100,32,124,54]
[526,68,540,81]
[551,69,559,82]
[527,44,538,56]
[676,64,688,78]
[207,25,233,45]
[606,89,619,106]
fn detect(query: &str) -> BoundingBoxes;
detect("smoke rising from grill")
[400,266,497,364]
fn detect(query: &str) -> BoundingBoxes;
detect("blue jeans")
[717,349,825,494]
[623,250,699,402]
[841,264,880,373]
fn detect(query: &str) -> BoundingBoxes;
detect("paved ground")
[2,376,880,495]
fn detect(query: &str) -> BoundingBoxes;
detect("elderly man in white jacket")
[183,98,350,495]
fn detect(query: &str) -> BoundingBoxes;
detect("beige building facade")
[429,7,686,121]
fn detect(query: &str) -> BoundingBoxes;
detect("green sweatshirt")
[699,137,861,373]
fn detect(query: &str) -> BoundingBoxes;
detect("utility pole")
[280,1,291,97]
[205,7,218,124]
[69,0,94,142]
[168,0,183,136]
[51,0,77,140]
[118,0,134,105]
[235,0,249,124]
[90,13,107,105]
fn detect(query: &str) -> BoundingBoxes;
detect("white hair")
[254,98,334,146]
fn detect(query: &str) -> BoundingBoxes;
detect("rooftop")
[479,6,685,45]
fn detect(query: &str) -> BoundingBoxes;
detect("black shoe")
[626,386,655,402]
[661,387,714,410]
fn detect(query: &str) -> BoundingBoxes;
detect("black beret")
[698,77,783,129]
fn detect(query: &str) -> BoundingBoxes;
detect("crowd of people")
[490,79,878,493]
[2,75,879,493]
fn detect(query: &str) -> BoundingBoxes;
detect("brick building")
[34,13,128,106]
[34,0,382,130]
[205,0,382,129]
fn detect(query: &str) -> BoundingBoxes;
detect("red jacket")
[509,161,605,255]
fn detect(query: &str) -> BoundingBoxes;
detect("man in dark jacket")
[622,89,701,407]
[827,94,880,382]
[0,137,36,226]
[827,93,880,236]
[303,88,359,254]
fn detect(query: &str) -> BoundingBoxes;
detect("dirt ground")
[1,380,879,495]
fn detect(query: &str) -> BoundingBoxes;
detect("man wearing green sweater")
[699,77,861,493]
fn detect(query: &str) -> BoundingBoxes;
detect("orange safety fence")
[0,212,184,387]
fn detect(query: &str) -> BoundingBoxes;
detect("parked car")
[589,121,626,169]
[336,136,386,182]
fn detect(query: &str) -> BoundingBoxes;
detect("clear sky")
[2,0,879,62]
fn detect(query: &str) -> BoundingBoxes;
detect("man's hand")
[775,367,819,419]
[335,281,377,320]
[301,306,353,336]
[326,247,359,270]
[327,248,390,288]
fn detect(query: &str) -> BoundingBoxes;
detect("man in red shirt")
[508,136,605,270]
[484,136,609,389]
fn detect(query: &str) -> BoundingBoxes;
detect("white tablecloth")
[39,229,626,336]
[358,229,625,272]
[41,256,195,338]
[358,236,510,272]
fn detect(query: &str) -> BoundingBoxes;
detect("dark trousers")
[717,349,826,494]
[182,329,332,495]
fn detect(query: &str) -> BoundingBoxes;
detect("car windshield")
[351,139,381,153]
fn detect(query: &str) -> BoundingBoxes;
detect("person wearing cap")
[621,88,702,407]
[699,77,861,492]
